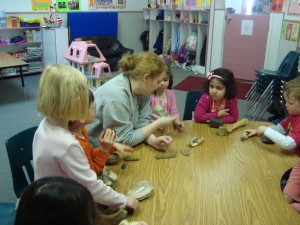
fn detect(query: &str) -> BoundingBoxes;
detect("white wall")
[1,0,147,12]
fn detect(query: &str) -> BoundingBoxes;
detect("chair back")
[183,90,203,120]
[6,126,38,198]
[0,202,16,225]
[276,51,299,81]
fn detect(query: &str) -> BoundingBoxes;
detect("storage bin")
[19,17,41,27]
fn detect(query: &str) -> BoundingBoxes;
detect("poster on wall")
[56,0,81,12]
[32,0,52,10]
[281,22,300,42]
[288,0,300,15]
[270,0,284,13]
[252,0,272,13]
[89,0,127,9]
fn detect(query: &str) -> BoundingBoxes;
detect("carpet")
[173,76,254,100]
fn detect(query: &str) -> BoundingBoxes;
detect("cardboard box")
[6,16,20,28]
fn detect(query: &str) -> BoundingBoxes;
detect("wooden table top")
[0,51,28,69]
[110,121,300,225]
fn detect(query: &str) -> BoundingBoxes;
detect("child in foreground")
[194,68,239,123]
[15,177,147,225]
[33,64,144,225]
[69,90,133,184]
[244,76,300,213]
[150,67,184,132]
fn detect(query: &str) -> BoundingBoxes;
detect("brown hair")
[284,76,300,101]
[118,51,167,80]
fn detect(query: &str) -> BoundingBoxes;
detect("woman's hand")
[98,129,116,152]
[173,120,184,132]
[148,135,173,150]
[155,116,176,129]
[113,142,134,155]
[218,109,229,118]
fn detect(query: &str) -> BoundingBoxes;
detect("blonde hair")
[37,65,89,122]
[118,51,167,79]
[284,76,300,101]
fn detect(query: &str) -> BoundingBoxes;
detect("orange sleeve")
[75,128,110,175]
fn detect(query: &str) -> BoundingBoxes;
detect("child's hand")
[113,142,134,155]
[218,109,229,118]
[257,126,268,136]
[243,129,258,138]
[98,129,116,152]
[243,126,267,137]
[173,120,184,132]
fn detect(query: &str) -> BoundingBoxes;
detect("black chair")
[280,167,292,192]
[245,51,299,120]
[183,90,203,120]
[6,126,38,198]
[74,35,134,71]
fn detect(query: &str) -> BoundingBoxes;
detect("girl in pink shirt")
[150,68,184,132]
[33,65,147,225]
[194,68,239,124]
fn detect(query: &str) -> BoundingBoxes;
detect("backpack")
[186,32,197,51]
[153,29,163,55]
[163,37,171,57]
[140,30,149,51]
[177,43,188,63]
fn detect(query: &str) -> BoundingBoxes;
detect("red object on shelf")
[9,51,27,59]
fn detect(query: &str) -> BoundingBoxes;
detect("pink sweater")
[194,93,239,124]
[33,118,126,208]
[150,89,179,120]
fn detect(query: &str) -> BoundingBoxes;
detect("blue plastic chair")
[245,51,299,120]
[183,90,203,120]
[6,126,38,198]
[0,202,16,225]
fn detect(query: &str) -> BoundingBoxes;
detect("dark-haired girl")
[194,68,239,123]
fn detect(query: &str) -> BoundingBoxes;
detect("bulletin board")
[270,0,284,12]
[89,0,126,9]
[277,21,299,66]
[32,0,52,10]
[56,0,81,12]
[68,12,118,41]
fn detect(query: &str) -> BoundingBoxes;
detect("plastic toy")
[64,40,112,89]
[44,5,63,28]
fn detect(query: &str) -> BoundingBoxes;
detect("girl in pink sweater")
[194,68,239,124]
[150,68,184,132]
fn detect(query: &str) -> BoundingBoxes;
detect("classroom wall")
[1,0,147,12]
[2,0,147,53]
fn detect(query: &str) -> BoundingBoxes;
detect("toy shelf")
[142,7,210,74]
[0,26,44,78]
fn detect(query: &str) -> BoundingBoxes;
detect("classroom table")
[0,51,28,100]
[110,121,300,225]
